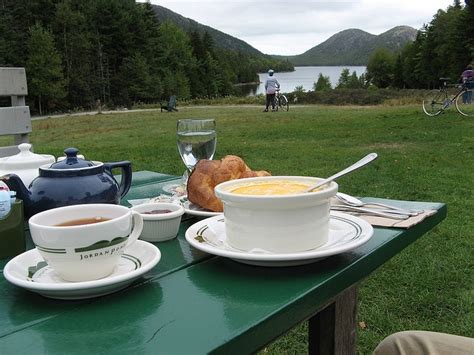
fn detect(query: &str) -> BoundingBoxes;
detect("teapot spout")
[1,174,31,205]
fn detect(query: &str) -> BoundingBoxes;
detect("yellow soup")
[230,181,312,195]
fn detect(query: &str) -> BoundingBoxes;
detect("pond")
[238,66,366,96]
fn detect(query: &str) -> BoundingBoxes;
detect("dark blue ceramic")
[1,148,132,218]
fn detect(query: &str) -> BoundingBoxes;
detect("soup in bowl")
[214,176,338,253]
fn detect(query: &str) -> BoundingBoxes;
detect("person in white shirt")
[264,69,280,112]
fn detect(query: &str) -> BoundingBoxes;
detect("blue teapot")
[1,148,132,218]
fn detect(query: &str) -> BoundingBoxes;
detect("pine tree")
[336,68,351,89]
[392,54,405,88]
[313,73,332,91]
[366,48,395,88]
[347,71,362,89]
[157,21,195,99]
[26,23,66,115]
[53,0,95,108]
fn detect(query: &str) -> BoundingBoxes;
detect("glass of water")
[163,119,216,195]
[177,119,216,175]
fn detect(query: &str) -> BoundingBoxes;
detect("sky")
[150,0,454,55]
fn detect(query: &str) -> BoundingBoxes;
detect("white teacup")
[29,204,143,282]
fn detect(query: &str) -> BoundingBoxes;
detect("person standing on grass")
[264,69,280,112]
[460,64,474,104]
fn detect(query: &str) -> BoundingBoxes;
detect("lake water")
[242,66,366,96]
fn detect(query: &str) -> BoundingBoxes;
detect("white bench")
[0,67,32,157]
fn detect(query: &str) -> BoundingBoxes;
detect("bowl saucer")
[185,212,373,267]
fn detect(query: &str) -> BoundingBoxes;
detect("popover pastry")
[187,155,270,212]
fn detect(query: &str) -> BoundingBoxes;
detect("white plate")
[181,197,222,217]
[185,212,373,266]
[3,240,161,300]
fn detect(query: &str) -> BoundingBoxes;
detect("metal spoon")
[305,153,378,193]
[336,192,420,216]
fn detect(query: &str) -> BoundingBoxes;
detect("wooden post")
[308,284,359,355]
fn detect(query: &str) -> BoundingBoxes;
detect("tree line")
[0,0,292,114]
[366,1,472,89]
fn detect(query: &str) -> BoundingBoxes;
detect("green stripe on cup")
[75,236,128,252]
[36,245,67,254]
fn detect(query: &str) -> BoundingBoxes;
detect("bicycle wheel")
[422,90,448,116]
[455,89,474,117]
[273,96,279,111]
[280,95,289,111]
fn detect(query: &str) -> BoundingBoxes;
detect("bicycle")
[274,89,289,111]
[422,78,474,117]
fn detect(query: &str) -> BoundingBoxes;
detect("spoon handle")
[362,202,421,216]
[331,206,409,220]
[305,153,378,193]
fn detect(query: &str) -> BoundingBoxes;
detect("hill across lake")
[273,26,417,66]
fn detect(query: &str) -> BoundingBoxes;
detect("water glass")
[177,119,216,173]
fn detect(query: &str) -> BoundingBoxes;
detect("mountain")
[151,5,417,66]
[151,5,264,56]
[274,26,418,66]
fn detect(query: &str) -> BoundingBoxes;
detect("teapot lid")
[0,143,55,168]
[48,148,95,169]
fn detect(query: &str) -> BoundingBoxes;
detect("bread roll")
[187,155,270,212]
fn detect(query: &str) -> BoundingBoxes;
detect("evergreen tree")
[366,48,395,88]
[202,32,216,58]
[53,0,95,108]
[336,68,351,89]
[118,53,159,106]
[313,73,332,91]
[401,37,424,88]
[157,21,194,99]
[0,0,294,108]
[392,54,405,88]
[202,52,219,97]
[26,23,66,114]
[347,71,362,89]
[459,0,474,68]
[0,13,9,65]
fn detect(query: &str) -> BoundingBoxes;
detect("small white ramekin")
[214,176,338,253]
[131,202,185,242]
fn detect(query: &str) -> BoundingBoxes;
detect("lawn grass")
[8,104,474,353]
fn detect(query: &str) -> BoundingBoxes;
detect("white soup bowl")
[214,176,338,253]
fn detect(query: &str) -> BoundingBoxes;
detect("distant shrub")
[131,89,425,108]
[286,88,425,106]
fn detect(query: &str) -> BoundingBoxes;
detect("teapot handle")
[104,161,132,198]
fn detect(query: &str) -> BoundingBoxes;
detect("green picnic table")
[0,171,447,354]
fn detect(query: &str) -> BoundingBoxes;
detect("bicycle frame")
[422,79,473,116]
[274,90,289,111]
[443,83,466,108]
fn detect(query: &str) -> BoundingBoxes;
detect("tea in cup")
[28,204,143,282]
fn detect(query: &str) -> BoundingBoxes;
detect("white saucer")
[3,240,161,300]
[185,212,373,266]
[181,197,222,217]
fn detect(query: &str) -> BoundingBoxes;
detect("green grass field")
[9,104,474,353]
